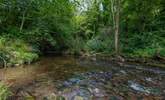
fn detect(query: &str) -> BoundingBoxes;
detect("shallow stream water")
[0,56,165,100]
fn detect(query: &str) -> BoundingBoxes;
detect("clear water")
[0,56,165,100]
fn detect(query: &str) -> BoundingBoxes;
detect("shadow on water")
[0,56,165,100]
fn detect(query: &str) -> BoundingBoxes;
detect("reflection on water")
[0,56,165,100]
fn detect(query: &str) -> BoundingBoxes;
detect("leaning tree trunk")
[20,11,26,32]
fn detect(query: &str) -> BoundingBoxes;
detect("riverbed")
[0,56,165,100]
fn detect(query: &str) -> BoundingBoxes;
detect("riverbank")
[77,53,165,69]
[0,36,164,69]
[1,49,164,69]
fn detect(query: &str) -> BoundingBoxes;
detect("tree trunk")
[20,11,26,32]
[115,0,120,55]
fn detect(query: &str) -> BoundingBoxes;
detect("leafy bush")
[0,83,11,100]
[120,31,165,57]
[0,37,39,67]
[68,36,86,55]
[85,35,114,54]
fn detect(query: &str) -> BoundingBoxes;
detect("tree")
[110,0,121,55]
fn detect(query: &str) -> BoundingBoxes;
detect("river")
[0,56,165,100]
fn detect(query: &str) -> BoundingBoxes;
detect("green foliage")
[0,0,75,51]
[86,36,114,54]
[0,0,164,59]
[0,83,11,100]
[0,37,39,66]
[67,36,85,55]
[72,0,165,58]
[120,31,165,57]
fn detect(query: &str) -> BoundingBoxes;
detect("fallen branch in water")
[154,55,165,61]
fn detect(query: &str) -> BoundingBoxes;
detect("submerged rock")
[74,96,84,100]
[55,71,112,99]
[44,94,65,100]
[128,81,161,95]
[120,70,127,75]
[60,87,91,100]
[145,77,153,82]
[109,96,122,100]
[92,88,107,97]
